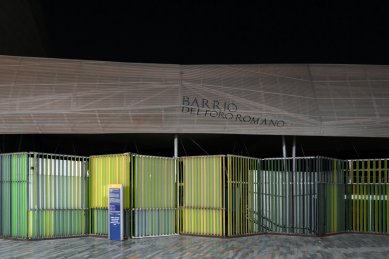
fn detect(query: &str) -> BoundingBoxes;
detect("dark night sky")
[2,1,389,64]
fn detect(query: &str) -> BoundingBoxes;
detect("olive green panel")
[227,155,259,236]
[131,155,177,237]
[345,159,389,234]
[180,156,225,236]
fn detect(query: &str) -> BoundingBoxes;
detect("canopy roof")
[1,55,388,137]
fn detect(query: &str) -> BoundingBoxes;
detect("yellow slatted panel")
[181,156,224,236]
[89,154,130,209]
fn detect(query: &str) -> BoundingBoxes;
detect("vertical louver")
[0,153,88,239]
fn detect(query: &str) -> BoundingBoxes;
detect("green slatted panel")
[0,153,29,239]
[90,209,108,235]
[346,159,389,234]
[259,157,318,235]
[131,155,177,238]
[250,159,260,233]
[0,152,88,240]
[89,154,130,209]
[226,155,258,236]
[322,158,346,234]
[1,154,12,237]
[27,210,87,238]
[27,154,88,239]
[258,157,344,235]
[180,156,225,236]
[2,152,389,240]
[11,153,28,238]
[89,154,130,236]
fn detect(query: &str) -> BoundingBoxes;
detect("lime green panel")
[131,155,177,237]
[346,159,389,234]
[90,154,130,209]
[181,156,225,236]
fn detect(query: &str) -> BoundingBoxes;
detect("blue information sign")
[108,184,123,240]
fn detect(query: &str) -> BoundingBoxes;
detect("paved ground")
[1,234,389,258]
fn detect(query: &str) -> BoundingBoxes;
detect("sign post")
[108,184,124,240]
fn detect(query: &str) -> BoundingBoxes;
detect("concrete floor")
[1,234,389,259]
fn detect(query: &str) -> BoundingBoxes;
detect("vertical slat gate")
[346,159,389,234]
[226,155,258,236]
[0,152,88,239]
[131,155,177,238]
[0,153,28,239]
[89,154,130,236]
[180,156,225,236]
[27,153,88,239]
[258,157,344,235]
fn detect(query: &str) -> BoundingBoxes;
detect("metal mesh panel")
[1,55,389,137]
[0,56,181,134]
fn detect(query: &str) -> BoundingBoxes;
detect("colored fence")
[180,155,259,237]
[258,157,345,235]
[2,151,389,240]
[89,154,131,236]
[89,153,178,238]
[258,157,318,235]
[130,155,177,238]
[0,153,24,238]
[180,155,349,237]
[180,155,226,236]
[227,155,259,236]
[345,159,389,234]
[318,157,346,234]
[0,153,88,239]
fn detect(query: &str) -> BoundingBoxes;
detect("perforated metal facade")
[1,55,388,137]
